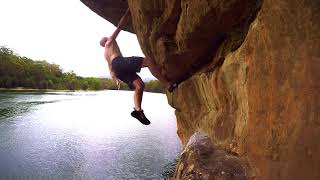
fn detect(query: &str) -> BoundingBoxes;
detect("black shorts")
[112,56,144,89]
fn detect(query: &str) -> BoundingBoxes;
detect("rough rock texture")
[128,0,262,82]
[175,132,250,180]
[81,0,320,179]
[170,0,320,179]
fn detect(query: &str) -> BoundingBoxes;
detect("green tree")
[145,80,164,93]
[0,46,164,93]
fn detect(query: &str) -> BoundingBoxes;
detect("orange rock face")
[81,0,320,179]
[239,0,320,179]
[128,0,261,82]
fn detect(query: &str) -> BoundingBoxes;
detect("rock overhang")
[80,0,134,33]
[80,0,262,82]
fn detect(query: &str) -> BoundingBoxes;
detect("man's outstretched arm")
[107,8,130,43]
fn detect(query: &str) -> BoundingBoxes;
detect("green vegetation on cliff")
[0,46,164,92]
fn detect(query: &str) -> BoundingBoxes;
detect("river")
[0,90,181,179]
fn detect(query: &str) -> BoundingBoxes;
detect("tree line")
[0,46,164,93]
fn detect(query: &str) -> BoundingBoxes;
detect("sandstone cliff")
[81,0,320,179]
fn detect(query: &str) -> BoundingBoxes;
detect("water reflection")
[0,92,73,120]
[0,91,181,179]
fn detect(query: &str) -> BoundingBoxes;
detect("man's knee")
[137,81,145,90]
[134,79,145,90]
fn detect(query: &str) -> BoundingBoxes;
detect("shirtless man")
[100,9,177,125]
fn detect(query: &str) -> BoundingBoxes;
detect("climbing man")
[100,8,177,125]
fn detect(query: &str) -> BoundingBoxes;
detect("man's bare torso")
[104,39,122,65]
[104,39,122,80]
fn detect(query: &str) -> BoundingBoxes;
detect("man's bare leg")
[132,78,144,111]
[142,57,172,88]
[131,78,150,125]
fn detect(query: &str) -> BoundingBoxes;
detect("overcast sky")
[0,0,154,79]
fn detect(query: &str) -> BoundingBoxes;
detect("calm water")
[0,91,181,179]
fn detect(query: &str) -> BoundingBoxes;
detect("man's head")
[100,37,108,47]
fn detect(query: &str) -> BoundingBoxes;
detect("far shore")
[0,87,100,92]
[0,88,163,94]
